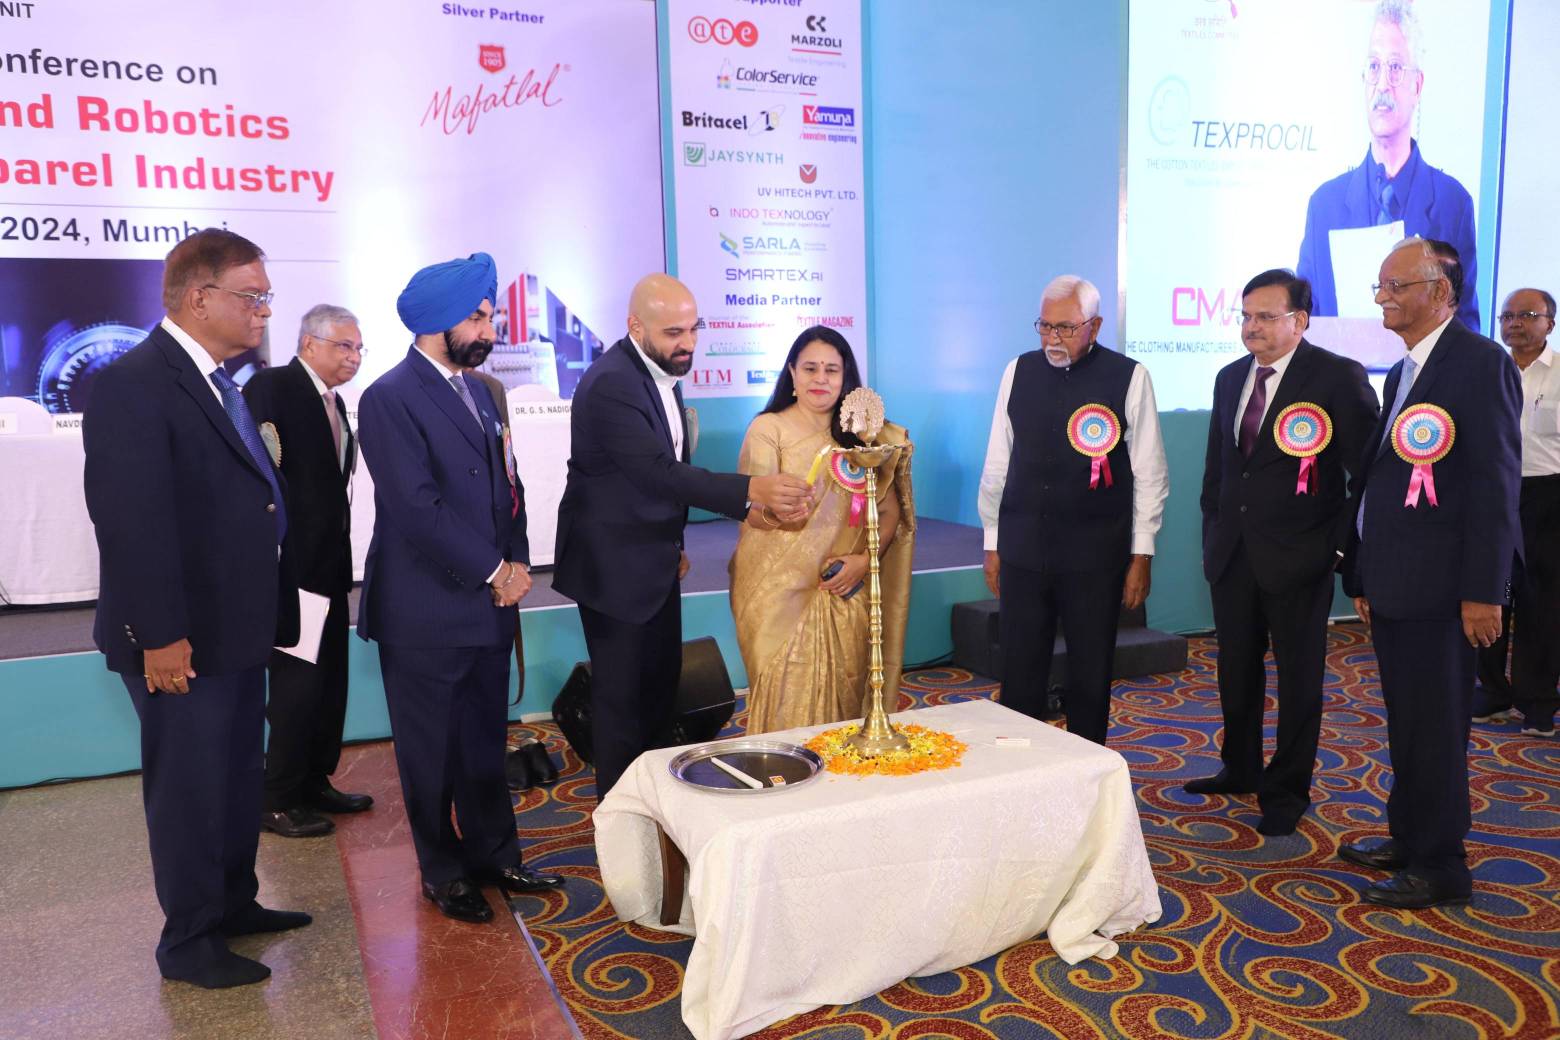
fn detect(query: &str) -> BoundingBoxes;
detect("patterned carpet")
[504,624,1560,1039]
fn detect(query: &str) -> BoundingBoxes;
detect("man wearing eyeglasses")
[554,273,815,797]
[83,228,309,987]
[1296,0,1480,331]
[243,304,373,840]
[1340,237,1522,908]
[1471,289,1560,738]
[977,275,1169,745]
[1191,270,1378,835]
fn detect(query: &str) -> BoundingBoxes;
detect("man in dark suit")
[357,253,563,924]
[244,304,373,838]
[1342,236,1522,908]
[1192,269,1379,835]
[1296,0,1479,330]
[83,228,308,988]
[553,273,813,798]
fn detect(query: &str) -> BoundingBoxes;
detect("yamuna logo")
[684,143,706,166]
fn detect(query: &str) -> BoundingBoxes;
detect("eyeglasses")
[1372,278,1438,295]
[311,335,367,355]
[1034,318,1093,339]
[1232,310,1297,326]
[204,284,274,309]
[1362,59,1417,86]
[1498,311,1553,324]
[662,318,706,336]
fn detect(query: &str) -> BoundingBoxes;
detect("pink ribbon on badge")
[1272,403,1333,496]
[1067,404,1121,490]
[829,454,870,527]
[1390,404,1454,509]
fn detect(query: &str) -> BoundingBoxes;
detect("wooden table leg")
[656,822,688,927]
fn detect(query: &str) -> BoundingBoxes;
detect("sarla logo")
[422,52,567,136]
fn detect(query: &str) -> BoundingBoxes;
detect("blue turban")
[396,252,498,335]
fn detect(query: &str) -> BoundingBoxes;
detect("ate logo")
[478,44,506,74]
[688,16,758,47]
[798,163,817,184]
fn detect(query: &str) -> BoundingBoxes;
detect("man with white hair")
[1296,0,1480,329]
[244,304,372,838]
[1341,236,1521,908]
[977,275,1169,745]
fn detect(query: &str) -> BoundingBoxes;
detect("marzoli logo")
[479,45,506,74]
[799,163,817,184]
[688,17,759,47]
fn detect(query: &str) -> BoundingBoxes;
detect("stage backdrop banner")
[0,0,663,578]
[1124,0,1495,411]
[666,0,867,399]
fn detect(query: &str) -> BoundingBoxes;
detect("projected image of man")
[1295,0,1480,330]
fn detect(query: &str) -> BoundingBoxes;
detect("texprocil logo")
[1147,76,1191,147]
[688,17,759,47]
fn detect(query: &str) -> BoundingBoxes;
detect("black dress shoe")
[1182,771,1256,796]
[310,783,373,814]
[519,739,560,785]
[260,807,335,838]
[1339,839,1407,871]
[474,864,566,892]
[422,879,494,923]
[1361,871,1470,909]
[162,950,271,989]
[1256,813,1302,837]
[505,746,535,792]
[220,905,313,937]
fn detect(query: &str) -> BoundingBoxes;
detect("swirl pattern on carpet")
[505,625,1560,1039]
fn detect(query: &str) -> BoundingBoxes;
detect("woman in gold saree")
[729,326,915,734]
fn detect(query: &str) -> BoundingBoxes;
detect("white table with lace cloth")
[593,697,1162,1040]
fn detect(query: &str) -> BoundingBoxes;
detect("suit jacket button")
[1239,505,1248,513]
[266,503,277,513]
[469,467,478,476]
[1242,472,1249,479]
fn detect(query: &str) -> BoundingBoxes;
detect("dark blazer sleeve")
[590,368,749,516]
[82,361,189,650]
[1200,373,1226,547]
[357,383,505,585]
[1458,345,1522,603]
[1329,357,1380,554]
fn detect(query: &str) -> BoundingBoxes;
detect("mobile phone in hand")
[820,559,865,600]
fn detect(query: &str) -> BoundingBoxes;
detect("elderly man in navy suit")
[83,228,308,988]
[357,253,563,924]
[1296,0,1479,330]
[1342,236,1522,908]
[553,273,814,798]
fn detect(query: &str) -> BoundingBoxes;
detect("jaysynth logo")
[688,16,758,46]
[684,144,784,167]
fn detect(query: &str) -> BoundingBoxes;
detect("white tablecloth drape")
[594,698,1162,1040]
[0,433,99,606]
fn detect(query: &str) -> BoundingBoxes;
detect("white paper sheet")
[275,589,330,664]
[1329,220,1405,318]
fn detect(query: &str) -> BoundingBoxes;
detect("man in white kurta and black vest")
[978,275,1169,744]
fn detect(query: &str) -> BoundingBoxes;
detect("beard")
[646,338,694,377]
[444,328,494,369]
[1044,345,1073,368]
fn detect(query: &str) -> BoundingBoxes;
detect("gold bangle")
[760,507,782,528]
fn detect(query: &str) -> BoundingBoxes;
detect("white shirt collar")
[298,355,331,396]
[1528,345,1555,370]
[630,334,683,391]
[160,317,225,400]
[1405,315,1454,370]
[414,343,463,380]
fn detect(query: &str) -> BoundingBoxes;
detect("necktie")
[323,388,343,468]
[211,368,287,543]
[1238,365,1275,458]
[1359,356,1418,538]
[1376,180,1396,226]
[449,374,482,429]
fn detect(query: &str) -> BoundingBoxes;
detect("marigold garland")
[804,723,967,777]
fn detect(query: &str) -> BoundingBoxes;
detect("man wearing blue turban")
[357,252,563,924]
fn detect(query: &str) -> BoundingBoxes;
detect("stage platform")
[0,518,987,788]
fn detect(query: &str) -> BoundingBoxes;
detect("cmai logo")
[1171,286,1242,326]
[688,16,758,47]
[478,44,506,73]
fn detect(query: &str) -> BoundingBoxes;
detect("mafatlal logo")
[479,45,506,73]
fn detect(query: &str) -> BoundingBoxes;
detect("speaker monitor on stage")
[551,636,737,764]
